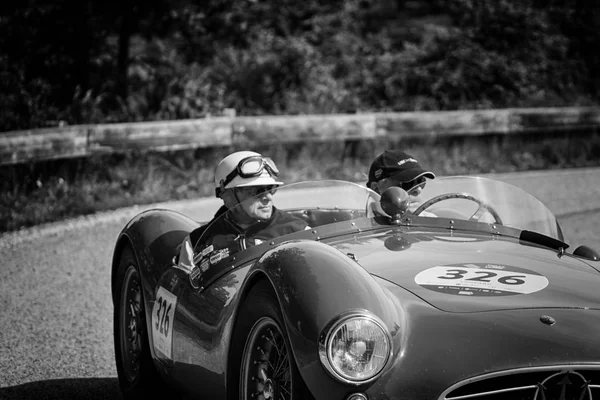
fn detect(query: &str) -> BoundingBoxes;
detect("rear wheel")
[230,281,312,400]
[114,246,170,399]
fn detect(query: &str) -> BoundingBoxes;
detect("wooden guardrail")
[1,107,599,166]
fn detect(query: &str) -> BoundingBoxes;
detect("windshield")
[406,176,561,239]
[196,180,380,248]
[195,177,561,255]
[271,180,380,213]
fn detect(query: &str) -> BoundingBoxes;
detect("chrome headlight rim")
[318,310,392,385]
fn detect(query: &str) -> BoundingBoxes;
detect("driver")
[183,151,309,265]
[367,149,436,215]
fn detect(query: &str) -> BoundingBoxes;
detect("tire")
[113,245,171,399]
[229,280,313,400]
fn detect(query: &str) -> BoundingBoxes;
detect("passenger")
[367,149,436,215]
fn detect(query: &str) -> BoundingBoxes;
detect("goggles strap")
[221,168,239,189]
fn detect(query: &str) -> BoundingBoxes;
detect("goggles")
[221,156,280,188]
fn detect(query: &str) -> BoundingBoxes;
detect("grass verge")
[2,130,599,233]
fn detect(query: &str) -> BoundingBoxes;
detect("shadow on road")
[0,377,121,400]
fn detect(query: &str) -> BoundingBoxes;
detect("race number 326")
[415,264,549,296]
[152,287,177,359]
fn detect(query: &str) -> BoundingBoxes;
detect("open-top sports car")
[111,177,600,400]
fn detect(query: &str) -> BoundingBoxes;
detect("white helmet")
[214,151,284,197]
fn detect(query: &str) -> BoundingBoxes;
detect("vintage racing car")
[111,177,600,400]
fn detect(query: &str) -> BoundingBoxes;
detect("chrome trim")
[346,394,368,400]
[399,212,521,238]
[318,310,392,385]
[440,364,600,400]
[446,385,537,400]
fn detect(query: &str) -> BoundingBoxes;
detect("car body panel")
[158,265,247,399]
[111,178,600,400]
[325,228,600,313]
[111,208,199,367]
[364,280,600,398]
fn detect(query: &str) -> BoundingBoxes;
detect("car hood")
[329,229,600,313]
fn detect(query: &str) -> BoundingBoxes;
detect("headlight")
[319,312,392,384]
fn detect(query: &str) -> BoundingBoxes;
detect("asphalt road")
[1,168,599,400]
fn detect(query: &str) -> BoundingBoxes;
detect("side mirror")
[380,187,410,224]
[573,245,600,261]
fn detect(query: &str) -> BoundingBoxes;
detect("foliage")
[1,0,599,131]
[0,55,60,130]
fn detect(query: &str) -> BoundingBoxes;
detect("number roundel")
[414,263,549,297]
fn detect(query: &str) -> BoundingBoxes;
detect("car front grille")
[442,366,600,400]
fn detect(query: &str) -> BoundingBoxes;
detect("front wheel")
[113,245,171,399]
[230,281,312,400]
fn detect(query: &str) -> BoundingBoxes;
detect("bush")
[0,1,598,129]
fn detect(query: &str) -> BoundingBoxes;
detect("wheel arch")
[110,208,199,310]
[225,271,289,400]
[228,240,399,397]
[111,233,135,306]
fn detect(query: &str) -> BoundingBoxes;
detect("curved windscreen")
[272,180,380,214]
[195,177,561,255]
[195,180,380,249]
[406,176,560,239]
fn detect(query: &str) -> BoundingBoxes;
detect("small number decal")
[155,297,172,336]
[155,297,162,331]
[151,287,177,359]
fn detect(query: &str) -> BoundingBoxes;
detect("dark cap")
[367,150,435,188]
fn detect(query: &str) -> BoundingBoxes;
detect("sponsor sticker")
[200,258,209,272]
[209,248,230,265]
[210,251,222,264]
[201,245,214,257]
[151,287,178,359]
[414,263,549,297]
[169,274,179,289]
[190,267,201,281]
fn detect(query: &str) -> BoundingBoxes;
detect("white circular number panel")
[414,263,549,296]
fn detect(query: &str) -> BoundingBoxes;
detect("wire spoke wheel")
[240,317,293,400]
[119,264,144,383]
[113,246,175,400]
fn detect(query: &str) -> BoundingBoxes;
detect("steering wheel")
[412,193,503,224]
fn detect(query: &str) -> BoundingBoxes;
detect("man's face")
[235,186,277,220]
